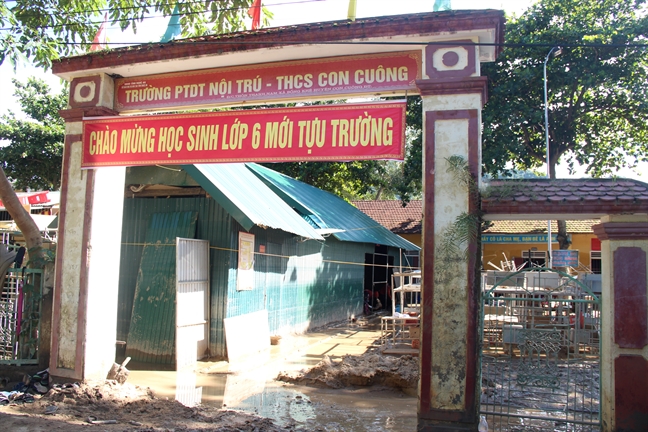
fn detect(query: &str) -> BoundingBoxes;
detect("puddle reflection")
[128,359,417,431]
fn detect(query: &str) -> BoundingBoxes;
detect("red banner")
[115,52,421,112]
[81,102,406,168]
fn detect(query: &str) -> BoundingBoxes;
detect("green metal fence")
[0,267,43,365]
[480,268,601,431]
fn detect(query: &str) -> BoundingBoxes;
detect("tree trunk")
[556,219,571,250]
[548,161,570,250]
[375,186,383,200]
[0,167,44,263]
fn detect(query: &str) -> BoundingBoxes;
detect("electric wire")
[49,40,648,49]
[0,0,324,31]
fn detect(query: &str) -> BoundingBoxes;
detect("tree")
[481,0,648,249]
[0,1,266,261]
[0,0,269,69]
[0,78,67,191]
[0,77,66,261]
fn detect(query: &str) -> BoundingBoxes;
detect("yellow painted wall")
[400,232,596,269]
[482,233,595,270]
[400,233,422,248]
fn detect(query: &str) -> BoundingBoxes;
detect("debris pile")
[277,352,419,390]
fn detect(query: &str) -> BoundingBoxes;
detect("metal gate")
[480,268,601,431]
[1,268,43,364]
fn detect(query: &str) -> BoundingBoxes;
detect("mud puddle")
[127,360,417,431]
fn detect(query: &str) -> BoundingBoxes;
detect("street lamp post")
[543,46,561,269]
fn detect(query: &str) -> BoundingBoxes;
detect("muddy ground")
[1,379,300,431]
[0,350,420,431]
[278,353,418,392]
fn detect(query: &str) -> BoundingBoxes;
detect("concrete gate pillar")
[50,74,127,381]
[592,215,648,432]
[416,42,487,431]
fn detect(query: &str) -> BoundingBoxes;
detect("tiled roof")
[482,178,648,217]
[483,220,599,234]
[352,200,599,234]
[351,200,422,234]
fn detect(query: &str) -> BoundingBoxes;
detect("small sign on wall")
[552,249,579,268]
[237,232,255,291]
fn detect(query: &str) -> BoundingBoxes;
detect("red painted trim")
[69,76,101,108]
[593,222,648,241]
[419,109,480,423]
[464,110,480,422]
[614,355,648,430]
[613,247,648,349]
[52,11,505,75]
[60,107,119,124]
[59,109,86,123]
[420,111,435,412]
[416,77,488,105]
[483,203,648,216]
[425,41,477,79]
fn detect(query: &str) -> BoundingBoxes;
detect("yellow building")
[482,220,600,273]
[352,200,600,273]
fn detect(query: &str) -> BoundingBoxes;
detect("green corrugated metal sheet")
[183,164,323,240]
[247,163,420,251]
[118,197,237,361]
[226,230,367,333]
[125,211,197,365]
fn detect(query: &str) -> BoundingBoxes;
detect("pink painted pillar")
[593,215,648,432]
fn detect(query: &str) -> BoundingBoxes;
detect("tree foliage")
[0,77,67,191]
[0,0,269,69]
[482,0,648,179]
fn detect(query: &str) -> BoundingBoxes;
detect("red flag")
[90,13,108,52]
[248,0,261,30]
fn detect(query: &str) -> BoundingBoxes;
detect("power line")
[0,0,324,32]
[51,39,648,49]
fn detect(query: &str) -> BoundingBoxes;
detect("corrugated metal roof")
[246,164,419,251]
[183,164,323,241]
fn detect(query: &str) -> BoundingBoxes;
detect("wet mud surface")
[1,321,419,431]
[277,352,418,391]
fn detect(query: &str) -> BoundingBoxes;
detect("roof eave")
[52,10,505,80]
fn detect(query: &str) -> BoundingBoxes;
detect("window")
[521,250,548,268]
[404,250,420,270]
[590,251,601,274]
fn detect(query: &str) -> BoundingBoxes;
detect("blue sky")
[1,0,645,180]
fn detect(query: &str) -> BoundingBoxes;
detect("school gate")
[49,10,648,431]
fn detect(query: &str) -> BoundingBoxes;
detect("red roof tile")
[483,220,598,234]
[351,200,422,234]
[482,178,648,217]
